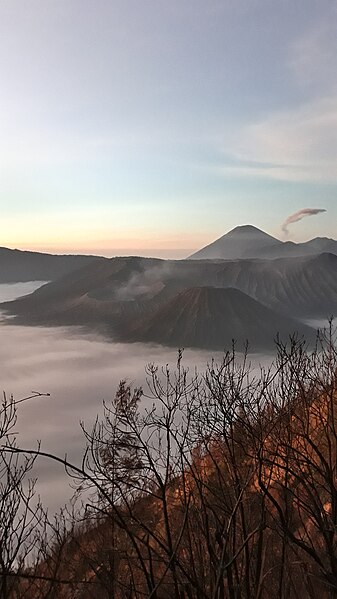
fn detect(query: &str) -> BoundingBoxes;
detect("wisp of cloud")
[282,208,326,235]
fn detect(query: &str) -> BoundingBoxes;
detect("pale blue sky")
[0,0,336,256]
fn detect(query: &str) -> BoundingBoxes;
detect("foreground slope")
[15,338,337,599]
[123,287,313,350]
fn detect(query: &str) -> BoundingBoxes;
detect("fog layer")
[0,282,229,512]
[0,282,329,513]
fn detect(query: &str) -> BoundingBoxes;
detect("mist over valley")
[1,225,335,511]
[0,282,235,511]
[1,226,336,354]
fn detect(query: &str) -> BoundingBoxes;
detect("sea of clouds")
[0,282,327,513]
[0,282,230,512]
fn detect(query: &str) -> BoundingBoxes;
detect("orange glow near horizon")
[2,243,195,259]
[0,214,210,256]
[0,235,199,258]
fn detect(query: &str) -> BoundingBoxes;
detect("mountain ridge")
[2,253,336,351]
[0,246,103,283]
[188,225,337,260]
[123,286,314,351]
[1,227,336,351]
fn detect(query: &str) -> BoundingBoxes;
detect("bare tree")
[4,327,337,598]
[0,392,50,598]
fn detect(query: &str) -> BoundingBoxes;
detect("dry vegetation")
[2,328,337,598]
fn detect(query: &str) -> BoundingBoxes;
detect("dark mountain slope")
[0,256,163,328]
[124,287,314,351]
[156,253,337,319]
[205,253,337,318]
[304,237,337,255]
[0,246,102,283]
[2,254,337,329]
[189,226,337,260]
[189,225,282,260]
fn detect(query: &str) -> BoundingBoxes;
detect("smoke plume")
[282,208,326,235]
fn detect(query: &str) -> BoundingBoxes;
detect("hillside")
[189,225,282,260]
[207,252,337,318]
[2,252,336,324]
[12,336,337,599]
[124,286,314,350]
[0,246,101,283]
[189,225,337,260]
[0,256,161,332]
[1,252,336,351]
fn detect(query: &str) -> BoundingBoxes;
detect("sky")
[0,0,336,257]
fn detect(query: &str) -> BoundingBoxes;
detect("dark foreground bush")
[2,329,337,598]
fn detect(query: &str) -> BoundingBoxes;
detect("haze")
[0,282,234,511]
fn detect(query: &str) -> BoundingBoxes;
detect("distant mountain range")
[0,247,101,283]
[1,226,336,351]
[1,225,336,283]
[2,248,336,351]
[189,225,337,260]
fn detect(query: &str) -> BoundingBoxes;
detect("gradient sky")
[1,0,336,257]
